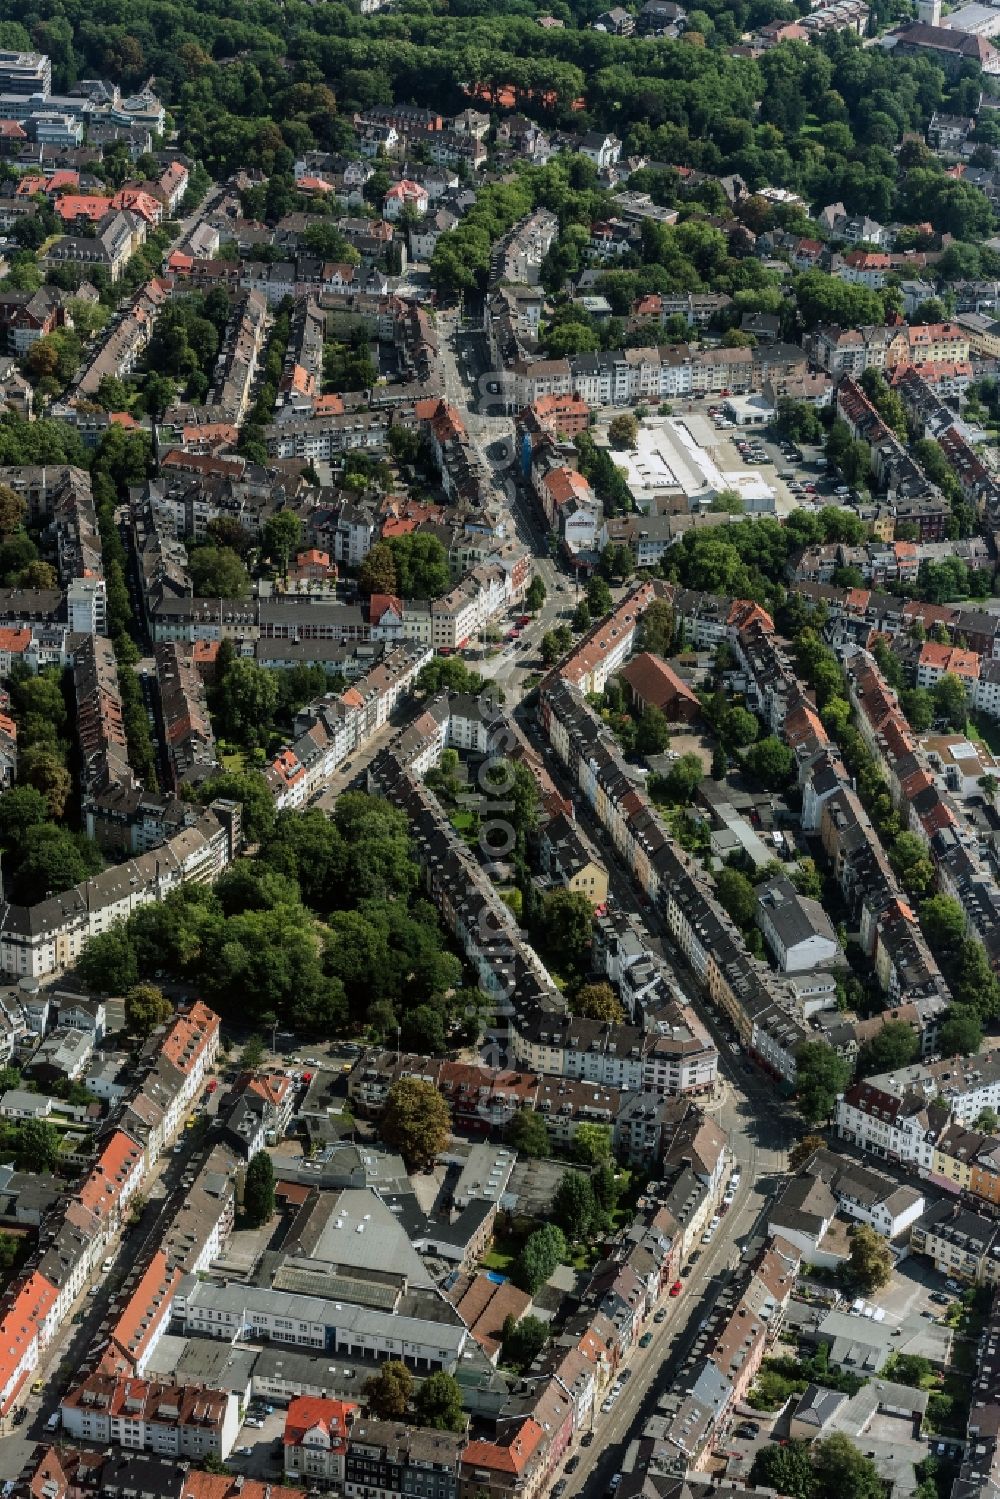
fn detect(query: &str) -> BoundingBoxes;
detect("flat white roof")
[610,417,775,505]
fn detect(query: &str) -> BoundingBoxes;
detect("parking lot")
[863,1253,962,1323]
[228,1404,287,1479]
[712,1409,779,1476]
[681,409,826,518]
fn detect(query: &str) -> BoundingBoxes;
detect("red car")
[669,1280,683,1297]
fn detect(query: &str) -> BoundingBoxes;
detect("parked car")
[582,1432,595,1448]
[640,1331,654,1348]
[669,1280,683,1297]
[929,1292,951,1305]
[736,1422,760,1439]
[566,1456,581,1474]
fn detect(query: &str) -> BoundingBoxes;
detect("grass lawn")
[970,714,1000,755]
[451,809,476,832]
[481,1224,527,1273]
[221,750,246,772]
[481,1245,516,1272]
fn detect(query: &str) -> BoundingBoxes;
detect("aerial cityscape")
[4,6,1000,1499]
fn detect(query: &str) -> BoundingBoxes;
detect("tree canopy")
[380,1077,451,1171]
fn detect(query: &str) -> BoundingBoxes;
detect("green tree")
[189,545,250,599]
[592,1162,619,1215]
[261,510,303,576]
[501,1314,548,1372]
[791,859,823,901]
[544,320,600,358]
[856,1019,919,1079]
[939,1005,983,1057]
[16,1118,59,1173]
[142,372,177,420]
[608,413,639,449]
[889,832,935,897]
[742,735,794,788]
[75,924,138,993]
[723,706,759,748]
[888,1353,933,1388]
[541,630,564,666]
[847,1224,893,1293]
[413,1371,465,1433]
[506,1110,551,1158]
[199,771,276,844]
[514,1222,567,1294]
[0,779,48,851]
[920,894,966,957]
[573,1123,612,1165]
[901,688,934,732]
[572,601,591,632]
[796,1041,852,1124]
[539,889,593,969]
[526,576,546,612]
[200,1457,230,1477]
[215,661,280,750]
[749,1439,815,1499]
[124,983,172,1037]
[636,704,670,755]
[587,576,613,616]
[240,1034,266,1070]
[660,751,704,804]
[402,1002,447,1055]
[639,599,674,656]
[715,868,757,930]
[571,982,625,1023]
[359,542,398,596]
[380,1077,450,1170]
[0,483,25,535]
[365,1359,412,1420]
[389,533,450,599]
[243,1150,275,1227]
[933,672,970,732]
[553,1171,597,1238]
[18,747,71,818]
[813,1433,884,1499]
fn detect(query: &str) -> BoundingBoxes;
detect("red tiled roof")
[463,1419,545,1474]
[283,1395,358,1449]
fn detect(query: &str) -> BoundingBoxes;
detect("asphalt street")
[512,715,796,1497]
[0,1088,222,1475]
